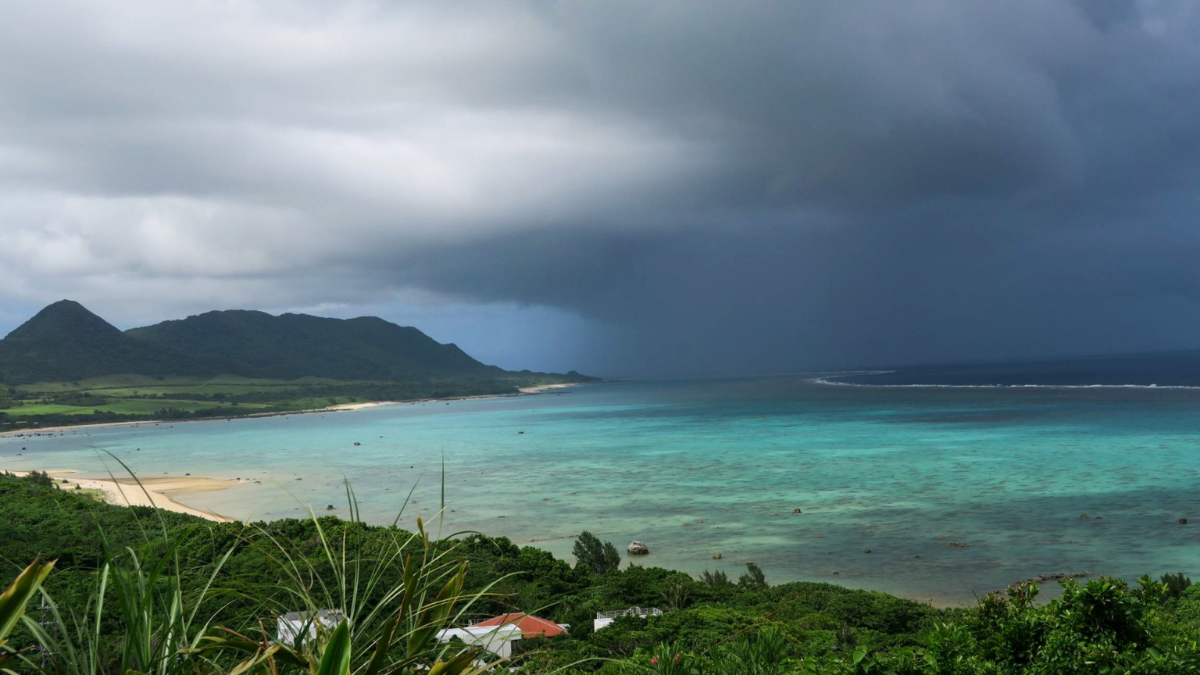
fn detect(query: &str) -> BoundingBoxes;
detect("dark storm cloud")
[1,0,1199,375]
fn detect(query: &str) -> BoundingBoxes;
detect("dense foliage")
[573,532,622,575]
[1,473,1198,674]
[123,309,500,380]
[0,301,188,384]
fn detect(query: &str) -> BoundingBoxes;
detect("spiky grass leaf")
[428,649,482,675]
[315,621,352,675]
[0,558,55,646]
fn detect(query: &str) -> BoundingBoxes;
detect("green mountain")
[126,310,502,380]
[0,300,193,383]
[0,300,505,384]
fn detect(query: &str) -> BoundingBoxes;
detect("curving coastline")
[2,469,236,522]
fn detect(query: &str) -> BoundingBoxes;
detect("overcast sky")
[2,1,1199,376]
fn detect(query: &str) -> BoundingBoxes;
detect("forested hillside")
[0,301,198,383]
[0,300,503,384]
[125,309,500,380]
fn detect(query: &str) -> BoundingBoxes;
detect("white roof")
[437,625,523,642]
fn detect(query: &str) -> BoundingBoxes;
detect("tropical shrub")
[574,533,622,576]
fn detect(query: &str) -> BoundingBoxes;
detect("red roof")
[474,613,567,638]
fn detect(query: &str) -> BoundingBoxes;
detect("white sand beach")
[517,383,580,394]
[4,469,237,522]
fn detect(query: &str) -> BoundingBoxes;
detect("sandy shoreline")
[5,469,236,522]
[517,383,580,394]
[332,382,581,411]
[0,382,585,438]
[0,384,585,522]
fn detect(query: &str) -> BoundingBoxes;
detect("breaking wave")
[808,371,1200,390]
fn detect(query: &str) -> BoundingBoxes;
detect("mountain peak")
[0,302,546,385]
[5,300,122,342]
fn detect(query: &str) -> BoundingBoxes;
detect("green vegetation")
[0,300,596,431]
[123,308,502,380]
[0,301,187,384]
[0,374,588,432]
[2,473,1199,674]
[0,300,506,383]
[0,559,55,672]
[0,472,493,675]
[573,532,622,575]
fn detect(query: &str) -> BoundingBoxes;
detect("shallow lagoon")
[4,375,1199,605]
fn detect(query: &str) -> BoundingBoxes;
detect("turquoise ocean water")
[3,371,1200,605]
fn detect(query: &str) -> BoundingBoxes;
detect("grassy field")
[15,374,352,395]
[0,399,272,416]
[0,372,591,431]
[1,375,354,425]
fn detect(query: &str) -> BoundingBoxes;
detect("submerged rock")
[628,540,650,555]
[1026,571,1091,584]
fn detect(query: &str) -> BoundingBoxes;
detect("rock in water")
[627,540,650,555]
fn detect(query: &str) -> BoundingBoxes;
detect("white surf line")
[808,371,1200,390]
[806,370,894,386]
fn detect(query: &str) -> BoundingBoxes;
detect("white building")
[435,624,526,658]
[436,613,569,659]
[593,607,663,632]
[277,609,345,647]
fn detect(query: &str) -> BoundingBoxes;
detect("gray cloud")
[1,0,1199,375]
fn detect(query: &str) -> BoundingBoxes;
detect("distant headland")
[0,300,595,431]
